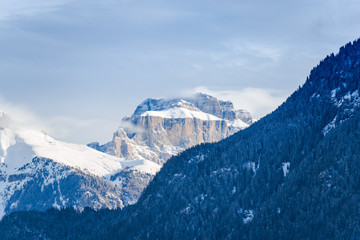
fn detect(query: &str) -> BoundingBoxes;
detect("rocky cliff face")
[90,93,253,164]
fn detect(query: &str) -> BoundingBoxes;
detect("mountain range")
[0,94,250,220]
[0,39,359,240]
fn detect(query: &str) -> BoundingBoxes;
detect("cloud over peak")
[189,86,290,119]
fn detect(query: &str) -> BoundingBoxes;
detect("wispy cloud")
[0,0,74,21]
[44,116,119,144]
[184,40,286,73]
[187,86,291,119]
[225,41,285,64]
[0,95,119,144]
[0,95,50,131]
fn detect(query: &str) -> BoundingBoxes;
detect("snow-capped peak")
[131,93,253,124]
[140,107,222,121]
[90,93,254,165]
[132,98,199,118]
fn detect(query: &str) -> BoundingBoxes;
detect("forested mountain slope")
[111,39,360,239]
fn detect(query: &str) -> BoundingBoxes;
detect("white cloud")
[0,0,75,21]
[188,86,291,119]
[183,40,287,74]
[118,119,143,134]
[44,116,119,144]
[0,96,118,144]
[0,96,50,132]
[223,41,285,64]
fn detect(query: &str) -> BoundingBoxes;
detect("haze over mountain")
[1,39,359,240]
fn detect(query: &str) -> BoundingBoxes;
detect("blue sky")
[1,0,360,144]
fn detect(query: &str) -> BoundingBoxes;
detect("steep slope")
[0,119,160,218]
[114,39,360,239]
[1,39,360,240]
[89,93,253,164]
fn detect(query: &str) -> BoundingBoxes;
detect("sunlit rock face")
[90,93,253,164]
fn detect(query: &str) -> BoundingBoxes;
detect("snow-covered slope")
[90,93,254,164]
[0,127,160,176]
[0,117,161,219]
